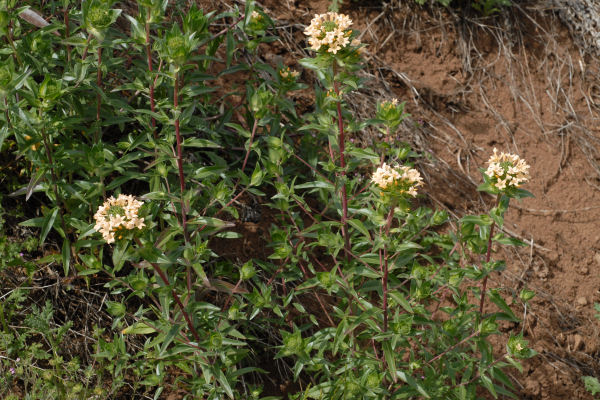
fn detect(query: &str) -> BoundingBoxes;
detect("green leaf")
[295,181,335,191]
[396,370,430,398]
[122,322,156,335]
[159,324,183,356]
[493,234,526,247]
[215,367,234,399]
[348,219,371,239]
[250,164,264,186]
[183,138,222,148]
[480,374,498,399]
[460,215,493,226]
[112,241,129,272]
[26,168,45,201]
[388,291,413,313]
[40,207,59,246]
[226,30,234,67]
[513,188,534,199]
[62,238,70,276]
[382,342,397,383]
[488,290,518,322]
[189,216,235,228]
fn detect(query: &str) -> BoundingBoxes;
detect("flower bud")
[240,261,255,280]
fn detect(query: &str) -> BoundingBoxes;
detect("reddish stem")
[81,34,92,63]
[96,47,102,127]
[64,9,71,63]
[478,196,501,315]
[426,330,479,366]
[382,206,395,332]
[134,238,201,344]
[174,71,189,242]
[145,8,156,138]
[332,67,350,259]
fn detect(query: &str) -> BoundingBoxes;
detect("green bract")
[83,0,122,41]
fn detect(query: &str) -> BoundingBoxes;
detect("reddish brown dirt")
[258,0,600,398]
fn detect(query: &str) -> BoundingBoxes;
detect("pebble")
[577,296,588,306]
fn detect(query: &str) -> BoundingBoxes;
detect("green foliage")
[1,0,532,398]
[584,304,600,398]
[0,296,103,399]
[584,376,600,397]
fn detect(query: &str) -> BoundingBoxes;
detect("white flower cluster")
[94,194,145,244]
[304,12,355,54]
[484,148,530,191]
[372,163,423,196]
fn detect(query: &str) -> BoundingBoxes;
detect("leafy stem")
[332,63,350,260]
[173,70,189,244]
[145,7,157,139]
[133,237,203,349]
[39,122,68,263]
[479,195,502,314]
[96,46,102,141]
[382,203,395,332]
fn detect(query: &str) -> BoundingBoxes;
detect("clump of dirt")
[260,0,600,398]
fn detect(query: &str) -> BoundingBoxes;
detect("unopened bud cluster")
[484,148,530,191]
[279,67,300,81]
[94,194,145,244]
[372,163,423,197]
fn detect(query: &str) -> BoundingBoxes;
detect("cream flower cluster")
[372,163,423,196]
[484,148,530,191]
[94,194,145,244]
[304,12,354,54]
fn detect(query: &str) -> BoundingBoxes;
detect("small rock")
[594,252,600,265]
[572,333,585,351]
[577,296,588,306]
[579,266,589,275]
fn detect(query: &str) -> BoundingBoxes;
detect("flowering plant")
[2,2,535,399]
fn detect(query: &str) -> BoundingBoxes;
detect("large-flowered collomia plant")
[261,11,537,399]
[2,0,536,397]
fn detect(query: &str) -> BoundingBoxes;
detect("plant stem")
[426,330,480,366]
[40,125,69,257]
[64,8,71,63]
[382,205,395,332]
[4,98,11,128]
[96,46,102,141]
[81,34,92,63]
[478,195,501,315]
[173,71,189,241]
[332,65,350,260]
[134,238,201,344]
[241,118,258,173]
[6,21,22,66]
[145,7,157,139]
